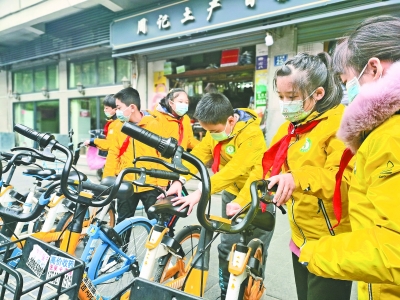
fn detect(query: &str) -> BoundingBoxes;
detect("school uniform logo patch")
[225,145,236,155]
[300,138,312,153]
[379,161,394,178]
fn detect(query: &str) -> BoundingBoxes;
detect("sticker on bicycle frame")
[46,255,75,288]
[26,244,50,277]
[79,273,104,300]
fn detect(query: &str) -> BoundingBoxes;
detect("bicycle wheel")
[241,239,264,300]
[91,219,152,298]
[54,205,116,251]
[153,224,201,286]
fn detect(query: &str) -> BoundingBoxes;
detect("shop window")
[13,100,59,147]
[68,56,131,88]
[12,65,59,94]
[69,97,107,146]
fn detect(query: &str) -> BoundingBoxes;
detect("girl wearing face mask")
[84,94,122,178]
[152,88,199,150]
[258,52,353,300]
[299,16,400,300]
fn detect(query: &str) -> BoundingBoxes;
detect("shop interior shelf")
[164,64,255,80]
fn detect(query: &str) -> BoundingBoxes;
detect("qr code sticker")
[46,255,75,288]
[26,244,50,277]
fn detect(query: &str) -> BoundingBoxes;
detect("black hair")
[102,94,115,108]
[333,15,400,75]
[114,87,141,110]
[204,83,218,93]
[159,88,188,114]
[273,52,342,114]
[194,93,234,124]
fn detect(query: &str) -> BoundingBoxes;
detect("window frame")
[67,55,131,89]
[12,64,59,95]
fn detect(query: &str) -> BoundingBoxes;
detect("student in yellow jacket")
[104,87,162,223]
[160,93,273,299]
[243,52,353,300]
[299,16,400,299]
[150,88,199,188]
[84,94,123,178]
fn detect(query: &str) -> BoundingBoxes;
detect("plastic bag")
[86,146,106,170]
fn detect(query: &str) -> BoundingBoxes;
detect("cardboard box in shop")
[220,48,240,67]
[176,65,190,74]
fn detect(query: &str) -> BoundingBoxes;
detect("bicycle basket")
[128,277,202,300]
[0,236,84,300]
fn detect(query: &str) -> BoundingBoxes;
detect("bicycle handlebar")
[14,124,55,149]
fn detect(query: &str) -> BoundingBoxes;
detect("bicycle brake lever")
[134,155,190,175]
[131,169,167,197]
[11,146,56,162]
[259,180,286,214]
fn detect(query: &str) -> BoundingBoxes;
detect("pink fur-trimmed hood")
[337,62,400,153]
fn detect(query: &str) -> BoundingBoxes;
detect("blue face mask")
[174,102,189,116]
[116,106,132,122]
[346,64,368,104]
[104,111,113,118]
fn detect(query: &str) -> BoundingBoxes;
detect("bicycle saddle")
[23,168,56,179]
[49,171,88,182]
[100,176,134,199]
[238,209,275,232]
[148,197,189,218]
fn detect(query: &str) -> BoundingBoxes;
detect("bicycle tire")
[89,219,152,298]
[54,205,116,249]
[153,224,201,285]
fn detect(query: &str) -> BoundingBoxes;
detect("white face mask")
[279,89,317,123]
[346,64,368,104]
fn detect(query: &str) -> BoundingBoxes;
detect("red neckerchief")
[103,120,112,137]
[260,120,321,211]
[171,118,184,145]
[118,136,130,159]
[332,148,354,228]
[211,142,223,173]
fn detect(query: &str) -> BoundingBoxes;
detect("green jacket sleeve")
[300,133,400,284]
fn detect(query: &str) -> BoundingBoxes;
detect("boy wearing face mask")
[105,87,164,223]
[160,92,273,299]
[84,94,121,178]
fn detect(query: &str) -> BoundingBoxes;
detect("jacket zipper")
[291,197,307,247]
[318,199,335,236]
[368,283,373,300]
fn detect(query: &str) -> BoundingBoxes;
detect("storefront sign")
[274,54,288,66]
[111,0,346,50]
[256,55,268,70]
[255,69,268,118]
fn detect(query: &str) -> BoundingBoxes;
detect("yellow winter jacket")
[104,114,163,193]
[183,108,266,202]
[93,119,122,151]
[300,62,400,299]
[97,119,123,178]
[272,105,352,247]
[151,106,200,188]
[151,106,199,150]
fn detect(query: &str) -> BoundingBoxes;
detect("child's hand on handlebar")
[157,180,182,199]
[267,173,296,206]
[171,190,202,215]
[226,202,242,217]
[84,140,90,146]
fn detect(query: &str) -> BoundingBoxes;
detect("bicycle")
[118,122,286,300]
[6,124,193,300]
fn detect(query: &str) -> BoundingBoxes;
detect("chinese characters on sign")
[136,0,258,35]
[181,7,195,24]
[157,14,171,29]
[137,18,147,34]
[274,54,288,66]
[207,0,222,21]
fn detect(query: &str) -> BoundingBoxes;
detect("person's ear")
[227,115,235,126]
[367,57,383,80]
[313,87,325,102]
